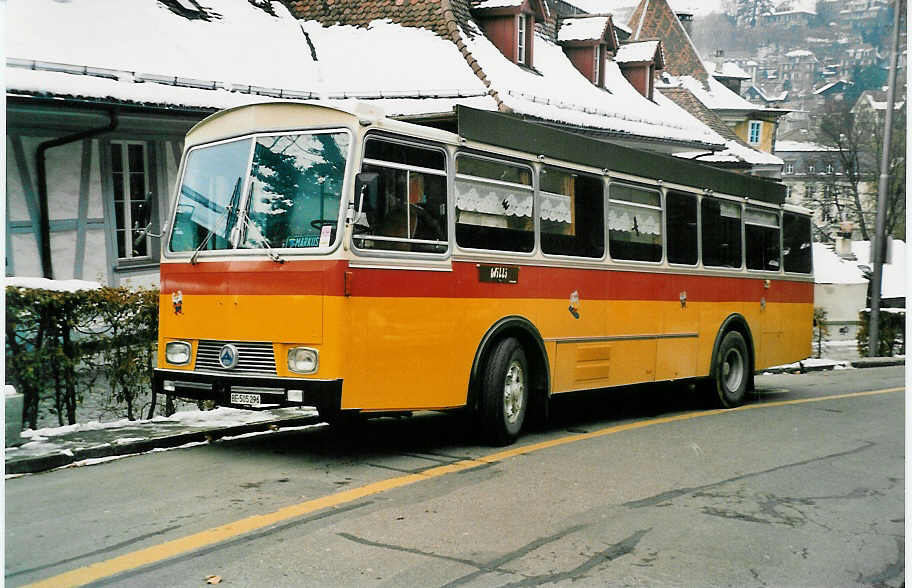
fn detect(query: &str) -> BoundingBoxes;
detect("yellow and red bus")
[153,102,813,445]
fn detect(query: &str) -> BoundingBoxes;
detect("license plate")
[230,392,260,406]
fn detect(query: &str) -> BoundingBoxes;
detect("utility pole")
[867,0,903,356]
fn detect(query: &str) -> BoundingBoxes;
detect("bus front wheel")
[712,331,749,408]
[479,337,528,446]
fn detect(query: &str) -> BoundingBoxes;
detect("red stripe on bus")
[160,260,813,303]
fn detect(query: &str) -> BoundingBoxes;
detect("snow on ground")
[18,406,317,441]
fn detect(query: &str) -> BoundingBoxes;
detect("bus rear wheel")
[479,337,528,446]
[712,330,749,408]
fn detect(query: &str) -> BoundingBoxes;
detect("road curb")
[6,415,323,475]
[763,357,905,375]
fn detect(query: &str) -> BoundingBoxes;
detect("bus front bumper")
[152,368,342,410]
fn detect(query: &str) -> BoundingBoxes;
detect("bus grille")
[195,340,277,375]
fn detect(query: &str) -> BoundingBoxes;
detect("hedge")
[5,284,163,430]
[857,308,906,357]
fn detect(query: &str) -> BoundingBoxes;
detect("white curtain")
[455,178,532,218]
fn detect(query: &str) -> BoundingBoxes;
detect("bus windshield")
[169,131,350,254]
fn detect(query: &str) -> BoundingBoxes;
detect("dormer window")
[615,40,665,100]
[557,15,617,87]
[472,0,547,67]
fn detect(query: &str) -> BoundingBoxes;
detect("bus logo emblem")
[219,344,239,369]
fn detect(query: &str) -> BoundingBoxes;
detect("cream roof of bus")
[185,100,460,148]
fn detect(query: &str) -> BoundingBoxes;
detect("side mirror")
[354,172,379,220]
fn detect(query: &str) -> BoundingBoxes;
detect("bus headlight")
[288,347,319,374]
[165,341,192,365]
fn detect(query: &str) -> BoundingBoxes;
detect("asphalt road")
[5,366,905,587]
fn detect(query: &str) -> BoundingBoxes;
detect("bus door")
[346,136,460,411]
[745,208,784,367]
[657,190,700,380]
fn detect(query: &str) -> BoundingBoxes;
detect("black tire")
[712,331,749,408]
[479,337,529,446]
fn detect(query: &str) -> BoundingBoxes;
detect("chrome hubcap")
[722,348,744,392]
[503,360,525,424]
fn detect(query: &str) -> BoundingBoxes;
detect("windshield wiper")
[189,178,241,265]
[236,207,285,264]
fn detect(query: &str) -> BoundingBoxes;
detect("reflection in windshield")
[169,132,349,255]
[241,133,349,250]
[169,139,251,252]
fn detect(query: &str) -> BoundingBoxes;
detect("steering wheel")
[310,219,336,229]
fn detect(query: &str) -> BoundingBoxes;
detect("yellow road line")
[25,386,904,588]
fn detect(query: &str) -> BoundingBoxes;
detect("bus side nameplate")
[478,265,519,284]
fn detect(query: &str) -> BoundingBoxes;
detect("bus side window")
[540,166,604,258]
[666,191,698,265]
[701,197,743,269]
[782,212,812,273]
[608,182,663,262]
[355,138,448,253]
[455,154,534,253]
[745,208,781,271]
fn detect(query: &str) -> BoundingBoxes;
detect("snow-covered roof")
[558,16,612,43]
[852,240,906,299]
[786,49,816,59]
[615,40,661,64]
[676,138,784,166]
[771,9,816,16]
[473,0,525,8]
[855,91,906,112]
[706,61,751,80]
[813,244,868,285]
[812,240,906,298]
[462,26,726,148]
[779,0,818,12]
[666,74,760,111]
[7,0,315,91]
[654,91,783,167]
[8,0,729,150]
[748,86,788,102]
[813,80,851,95]
[775,140,839,152]
[6,1,496,118]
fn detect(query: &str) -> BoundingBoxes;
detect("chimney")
[713,49,725,71]
[836,220,857,260]
[676,11,693,38]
